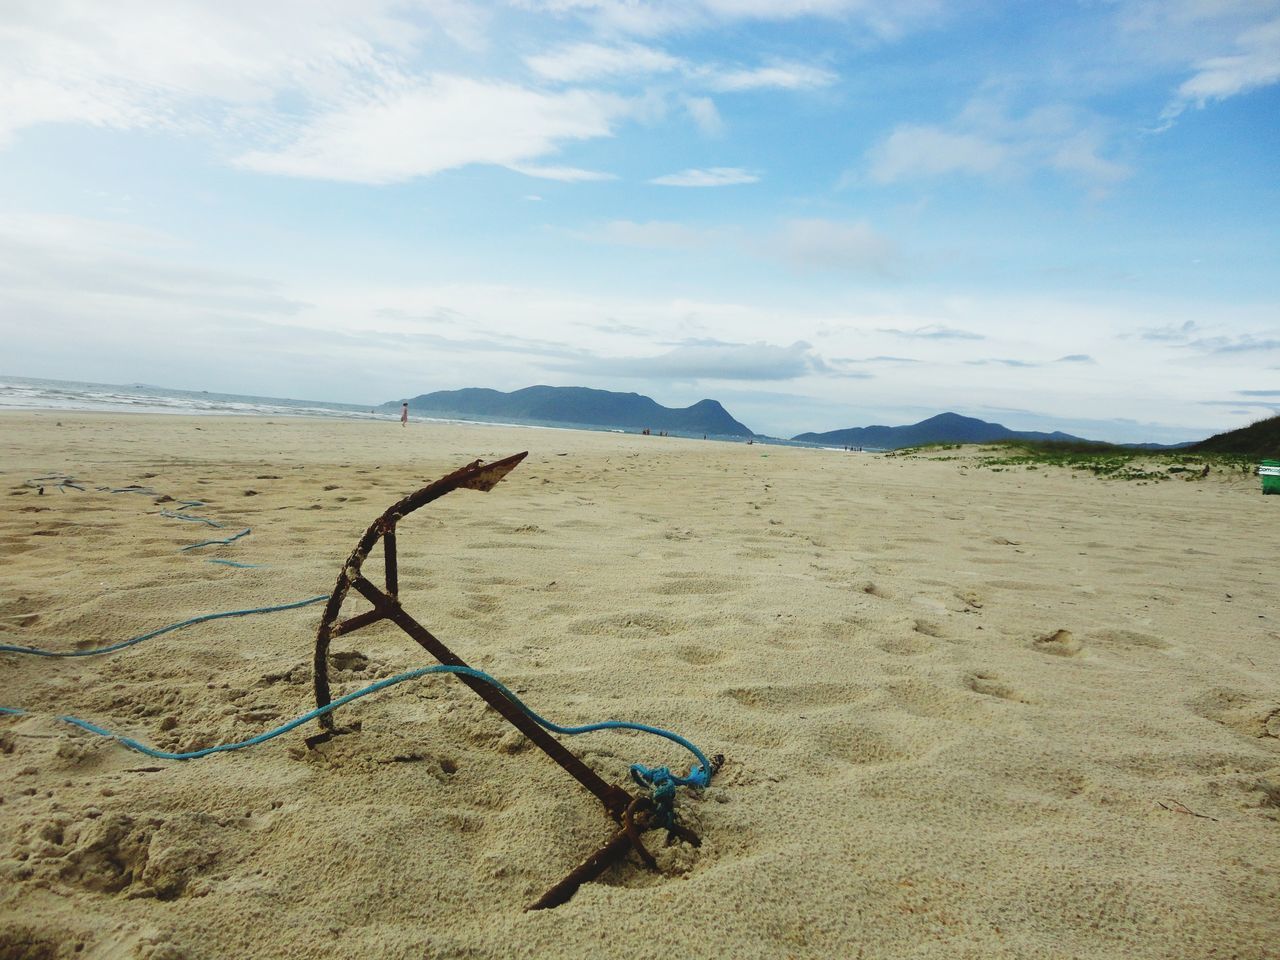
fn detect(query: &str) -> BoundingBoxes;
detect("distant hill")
[792,412,1092,449]
[385,385,755,437]
[1190,414,1280,459]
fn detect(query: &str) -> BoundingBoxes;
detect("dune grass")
[889,439,1258,482]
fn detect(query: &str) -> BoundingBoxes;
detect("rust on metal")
[309,453,702,909]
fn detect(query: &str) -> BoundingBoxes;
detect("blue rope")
[0,665,714,792]
[207,559,266,569]
[0,595,326,658]
[28,475,85,493]
[159,510,224,528]
[181,528,251,551]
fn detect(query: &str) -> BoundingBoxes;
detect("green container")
[1262,459,1280,495]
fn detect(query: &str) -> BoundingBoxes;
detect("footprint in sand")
[1089,628,1169,651]
[0,594,47,630]
[1191,688,1280,740]
[463,593,500,614]
[802,719,922,767]
[821,617,871,643]
[877,634,935,656]
[672,643,726,666]
[965,672,1030,703]
[881,677,989,721]
[1031,628,1084,657]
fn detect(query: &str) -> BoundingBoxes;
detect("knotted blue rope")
[0,595,326,658]
[0,665,714,797]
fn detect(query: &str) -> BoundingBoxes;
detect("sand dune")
[1,412,1277,959]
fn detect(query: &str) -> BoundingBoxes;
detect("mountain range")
[791,412,1094,449]
[384,386,754,437]
[385,385,1271,453]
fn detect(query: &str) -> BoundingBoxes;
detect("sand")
[0,411,1277,960]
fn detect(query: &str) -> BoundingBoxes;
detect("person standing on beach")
[400,401,408,427]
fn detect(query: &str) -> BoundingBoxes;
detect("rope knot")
[629,760,714,828]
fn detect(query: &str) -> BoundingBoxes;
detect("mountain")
[1190,414,1280,459]
[385,386,755,437]
[791,412,1092,449]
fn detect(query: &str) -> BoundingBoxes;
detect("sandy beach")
[1,411,1276,959]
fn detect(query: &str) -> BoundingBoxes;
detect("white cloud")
[236,76,631,184]
[877,323,984,341]
[0,213,304,318]
[0,1,840,176]
[0,0,423,146]
[552,339,835,381]
[508,164,618,181]
[0,2,635,183]
[867,126,1009,183]
[865,100,1130,188]
[704,62,837,91]
[684,96,725,136]
[524,39,836,97]
[516,0,948,40]
[1049,133,1131,184]
[650,166,759,186]
[525,41,681,82]
[1166,16,1280,115]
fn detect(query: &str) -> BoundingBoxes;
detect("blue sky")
[0,0,1277,442]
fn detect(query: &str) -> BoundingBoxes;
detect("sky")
[0,1,1277,442]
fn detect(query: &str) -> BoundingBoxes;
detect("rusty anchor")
[308,452,716,909]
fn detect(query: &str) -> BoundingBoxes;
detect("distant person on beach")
[400,402,408,427]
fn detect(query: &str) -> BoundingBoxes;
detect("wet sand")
[1,411,1277,959]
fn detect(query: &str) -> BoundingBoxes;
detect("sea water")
[0,375,389,421]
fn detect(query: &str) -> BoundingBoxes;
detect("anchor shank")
[527,823,634,911]
[349,576,631,818]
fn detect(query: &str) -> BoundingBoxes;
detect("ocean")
[0,375,392,421]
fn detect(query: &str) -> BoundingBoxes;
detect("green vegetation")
[1191,414,1280,459]
[888,438,1257,482]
